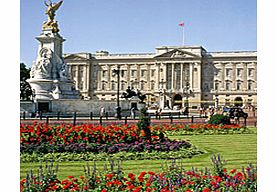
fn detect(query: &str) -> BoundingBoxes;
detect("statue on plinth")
[43,0,63,33]
[31,48,53,79]
[27,0,80,100]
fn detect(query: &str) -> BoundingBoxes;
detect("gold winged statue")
[43,0,63,33]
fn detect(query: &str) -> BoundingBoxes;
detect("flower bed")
[20,123,250,146]
[20,156,257,192]
[20,123,146,145]
[20,123,205,162]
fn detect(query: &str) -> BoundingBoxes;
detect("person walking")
[100,106,105,118]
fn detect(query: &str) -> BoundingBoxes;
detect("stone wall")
[20,101,35,112]
[20,97,145,117]
[50,99,136,115]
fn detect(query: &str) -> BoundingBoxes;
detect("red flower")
[148,171,155,175]
[230,169,236,174]
[203,188,211,192]
[128,173,136,178]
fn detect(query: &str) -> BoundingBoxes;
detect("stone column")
[86,64,91,94]
[220,63,225,90]
[97,66,101,90]
[137,64,140,89]
[83,65,87,91]
[107,65,111,90]
[180,63,183,90]
[171,63,175,90]
[253,62,257,90]
[189,63,194,91]
[147,64,151,90]
[243,62,248,90]
[156,63,160,91]
[197,62,201,92]
[232,63,236,91]
[127,64,130,87]
[76,65,79,89]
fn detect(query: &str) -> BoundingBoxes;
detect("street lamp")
[112,65,121,119]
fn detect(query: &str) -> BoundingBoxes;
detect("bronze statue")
[43,0,63,33]
[44,0,63,22]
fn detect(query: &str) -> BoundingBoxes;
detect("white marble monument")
[27,0,80,101]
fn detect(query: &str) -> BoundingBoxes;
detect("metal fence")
[20,109,257,127]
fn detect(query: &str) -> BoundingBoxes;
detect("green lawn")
[20,128,257,180]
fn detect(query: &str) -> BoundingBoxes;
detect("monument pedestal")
[27,28,80,103]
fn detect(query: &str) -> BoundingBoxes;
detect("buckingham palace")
[64,45,257,109]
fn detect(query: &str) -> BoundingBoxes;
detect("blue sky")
[20,0,257,67]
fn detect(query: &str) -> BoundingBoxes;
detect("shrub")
[208,114,231,125]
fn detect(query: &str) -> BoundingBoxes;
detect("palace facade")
[64,46,257,109]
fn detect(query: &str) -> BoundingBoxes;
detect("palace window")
[121,70,126,78]
[226,68,232,77]
[248,81,253,90]
[101,82,106,90]
[111,81,115,91]
[150,81,155,90]
[141,81,145,90]
[79,66,84,78]
[185,68,190,77]
[131,70,137,77]
[102,70,107,78]
[237,68,243,77]
[236,81,242,90]
[121,81,126,90]
[225,81,231,91]
[79,81,83,90]
[141,69,146,77]
[151,69,155,77]
[248,68,254,77]
[215,82,219,91]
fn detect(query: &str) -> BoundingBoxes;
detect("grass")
[20,127,257,180]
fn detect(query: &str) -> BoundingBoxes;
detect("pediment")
[155,49,200,59]
[64,54,87,61]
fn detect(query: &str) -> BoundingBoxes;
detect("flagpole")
[182,25,185,46]
[179,21,185,46]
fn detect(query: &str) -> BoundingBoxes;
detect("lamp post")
[112,65,121,119]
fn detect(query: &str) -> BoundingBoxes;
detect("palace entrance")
[173,94,182,109]
[234,97,243,107]
[37,102,50,112]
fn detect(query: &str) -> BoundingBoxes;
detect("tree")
[20,63,33,100]
[137,107,152,142]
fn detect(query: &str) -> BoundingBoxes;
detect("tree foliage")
[20,63,32,100]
